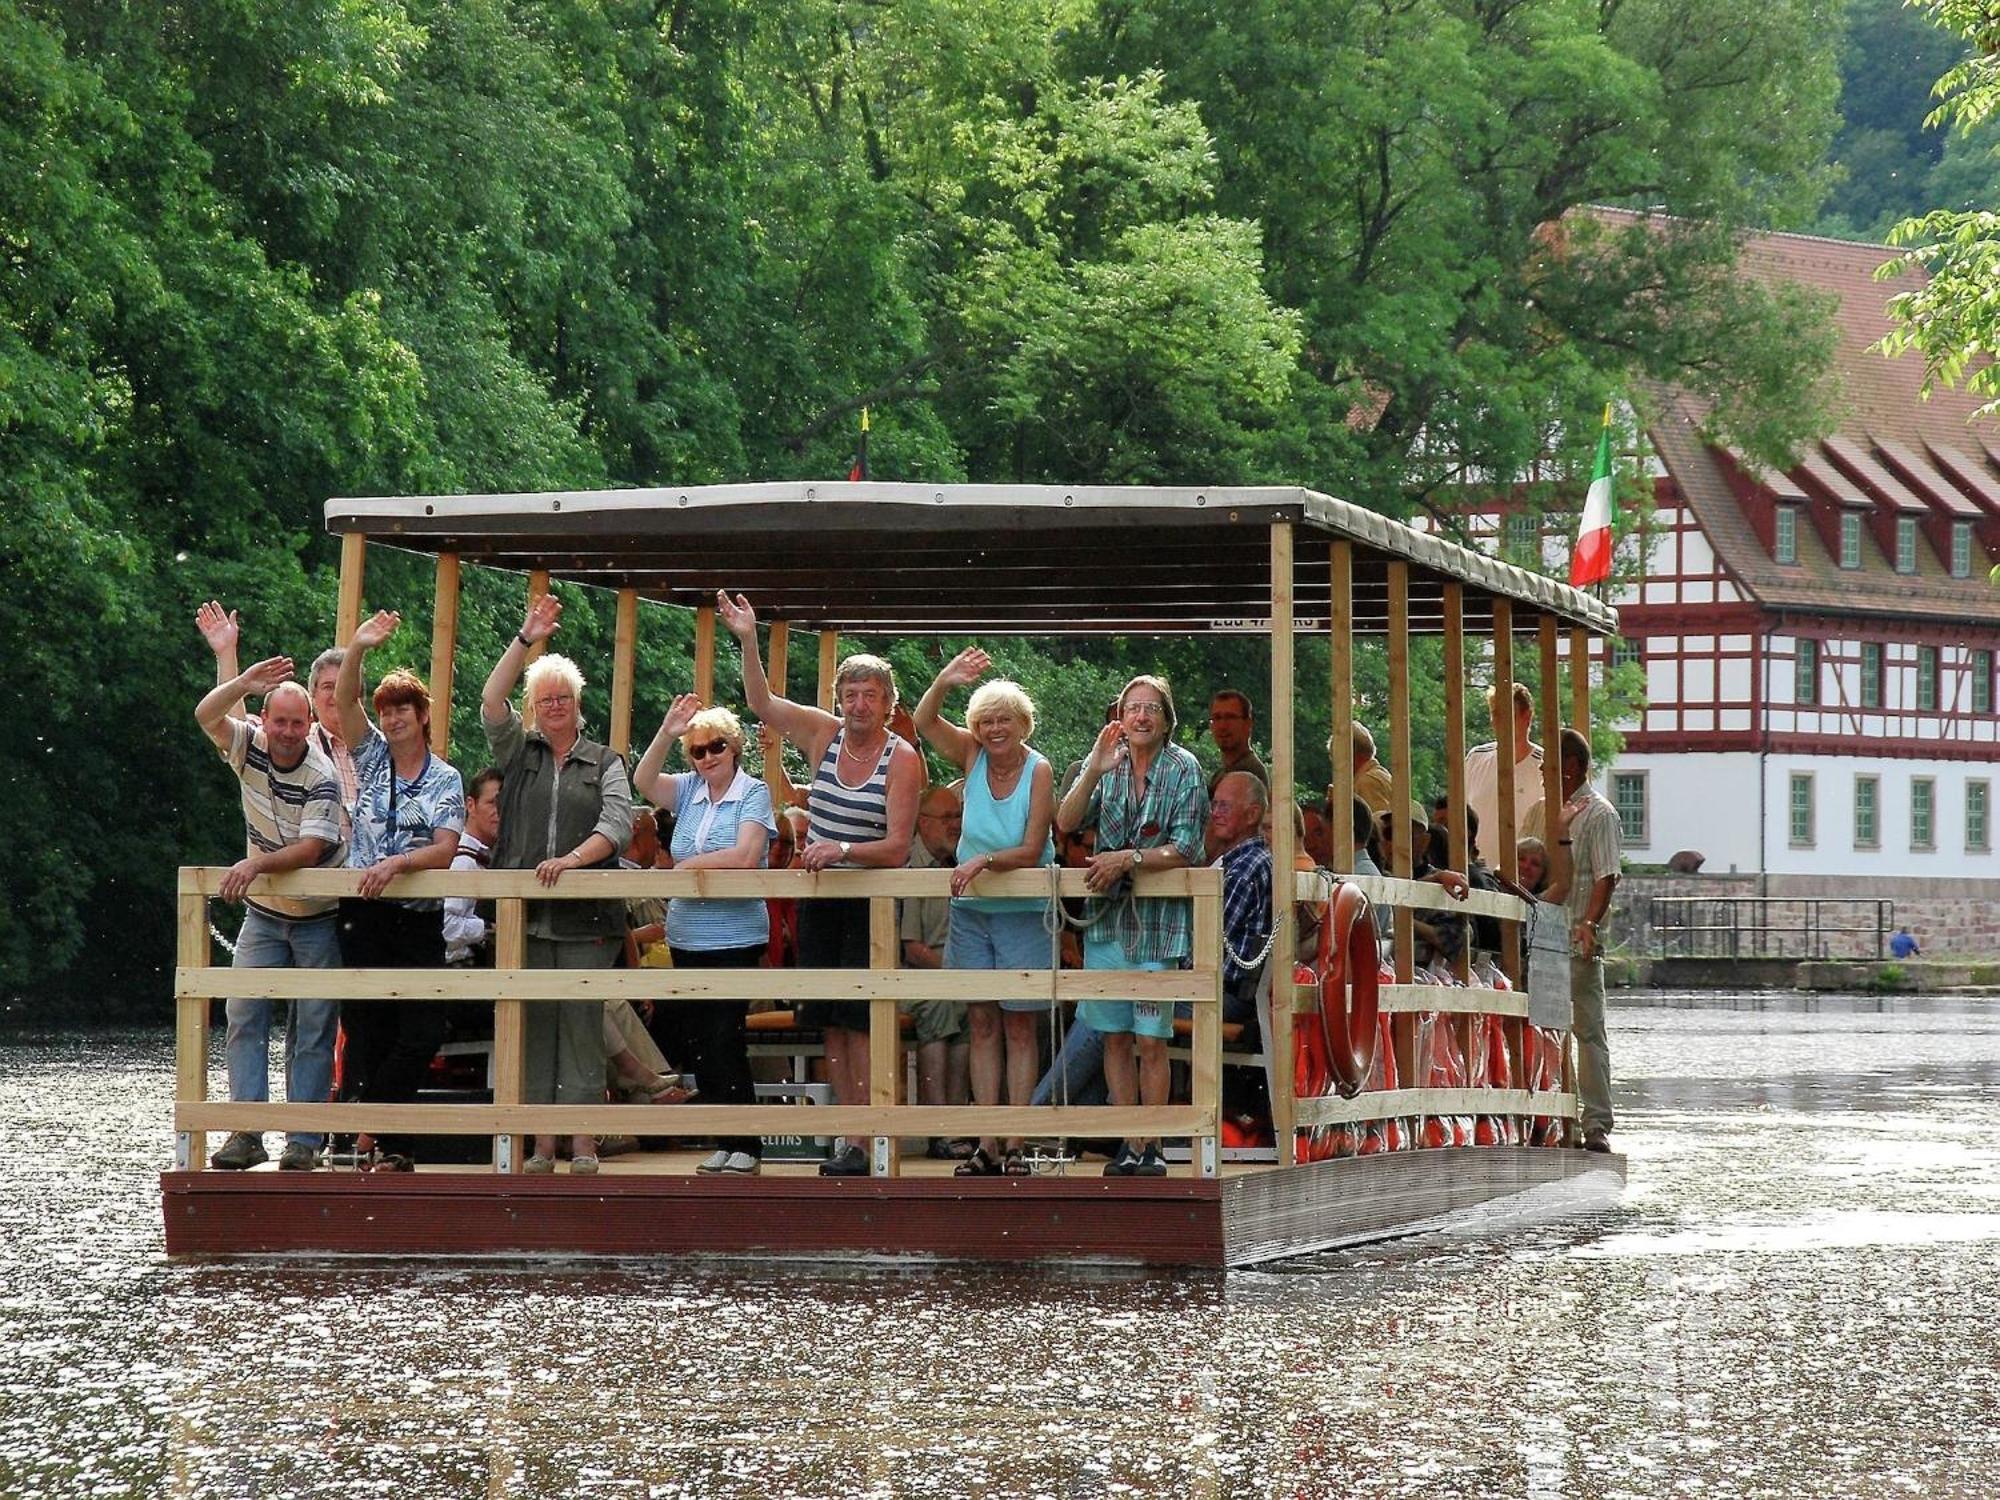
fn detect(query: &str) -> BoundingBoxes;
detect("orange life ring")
[1313,880,1380,1099]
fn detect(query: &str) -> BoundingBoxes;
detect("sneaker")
[720,1151,761,1175]
[570,1155,600,1176]
[210,1132,267,1171]
[1134,1144,1168,1177]
[1583,1129,1612,1154]
[1103,1143,1141,1177]
[695,1149,732,1175]
[522,1154,556,1175]
[277,1142,320,1172]
[819,1144,869,1177]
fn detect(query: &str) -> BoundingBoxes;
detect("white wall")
[1602,751,1998,878]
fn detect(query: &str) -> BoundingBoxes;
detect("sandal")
[954,1147,1003,1177]
[1002,1149,1030,1176]
[927,1138,976,1161]
[369,1153,415,1173]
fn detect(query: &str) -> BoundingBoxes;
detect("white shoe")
[695,1149,731,1174]
[720,1152,761,1175]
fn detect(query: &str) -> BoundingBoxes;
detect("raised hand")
[715,589,757,641]
[196,601,239,656]
[937,647,991,690]
[661,692,703,739]
[1087,721,1127,775]
[352,609,399,651]
[239,656,296,696]
[520,593,562,644]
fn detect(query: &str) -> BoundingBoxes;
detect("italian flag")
[1570,404,1615,588]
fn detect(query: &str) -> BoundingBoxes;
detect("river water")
[2,991,1996,1498]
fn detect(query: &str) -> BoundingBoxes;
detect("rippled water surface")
[4,992,1998,1497]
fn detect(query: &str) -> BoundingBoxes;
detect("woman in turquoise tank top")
[912,649,1056,1176]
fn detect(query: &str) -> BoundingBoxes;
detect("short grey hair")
[833,653,898,713]
[309,648,345,689]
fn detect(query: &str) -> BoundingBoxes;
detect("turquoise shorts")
[1076,928,1174,1040]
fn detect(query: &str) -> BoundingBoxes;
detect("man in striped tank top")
[718,590,923,1176]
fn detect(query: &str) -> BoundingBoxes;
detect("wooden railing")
[172,863,1581,1176]
[1281,870,1578,1142]
[173,866,1226,1177]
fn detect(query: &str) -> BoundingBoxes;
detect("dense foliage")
[5,0,1836,1016]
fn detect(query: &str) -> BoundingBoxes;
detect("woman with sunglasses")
[633,694,778,1175]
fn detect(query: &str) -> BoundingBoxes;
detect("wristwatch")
[839,841,852,860]
[1133,848,1146,869]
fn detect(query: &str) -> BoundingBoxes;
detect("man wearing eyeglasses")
[1056,674,1208,1177]
[1205,691,1269,799]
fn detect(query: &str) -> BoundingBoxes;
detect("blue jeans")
[226,907,342,1148]
[1031,1015,1107,1108]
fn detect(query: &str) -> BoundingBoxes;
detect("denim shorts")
[1075,927,1174,1039]
[945,906,1055,1014]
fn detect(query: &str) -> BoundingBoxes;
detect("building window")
[1895,515,1918,573]
[1970,780,1991,853]
[1975,650,1994,716]
[1911,778,1935,851]
[1610,636,1643,671]
[1953,521,1974,578]
[1918,646,1938,712]
[1861,642,1883,708]
[1840,512,1862,569]
[1795,638,1819,706]
[1504,511,1540,564]
[1775,506,1798,564]
[1854,775,1879,849]
[1789,773,1815,847]
[1611,772,1648,846]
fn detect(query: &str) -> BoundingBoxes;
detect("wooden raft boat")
[164,482,1625,1266]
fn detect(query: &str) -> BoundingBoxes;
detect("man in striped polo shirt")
[196,654,349,1172]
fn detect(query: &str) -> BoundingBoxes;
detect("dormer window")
[1840,512,1862,569]
[1775,505,1798,564]
[1953,520,1974,578]
[1895,515,1918,573]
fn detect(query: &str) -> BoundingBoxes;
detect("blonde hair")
[833,653,898,713]
[965,679,1036,739]
[1330,720,1376,760]
[682,705,746,758]
[522,653,585,730]
[1486,681,1534,717]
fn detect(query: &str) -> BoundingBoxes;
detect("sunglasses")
[687,739,730,761]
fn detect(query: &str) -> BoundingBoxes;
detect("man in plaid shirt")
[1209,771,1273,1022]
[1056,674,1208,1177]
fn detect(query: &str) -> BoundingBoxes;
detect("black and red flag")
[847,406,870,481]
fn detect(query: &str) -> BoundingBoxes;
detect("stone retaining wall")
[1611,872,2000,961]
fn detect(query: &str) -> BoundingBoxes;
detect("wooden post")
[1328,541,1355,872]
[1540,617,1570,906]
[493,898,526,1173]
[428,553,460,759]
[817,631,839,712]
[868,895,900,1176]
[1386,562,1417,1088]
[1268,521,1297,1167]
[693,605,716,702]
[1191,887,1223,1178]
[335,533,366,646]
[1571,626,1593,731]
[609,588,639,758]
[175,890,210,1171]
[1493,600,1522,985]
[524,571,550,665]
[1443,584,1471,991]
[765,621,791,809]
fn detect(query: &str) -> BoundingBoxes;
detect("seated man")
[195,651,347,1172]
[1208,772,1273,1033]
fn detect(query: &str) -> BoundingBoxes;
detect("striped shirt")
[661,769,776,952]
[348,727,466,911]
[806,728,898,864]
[222,719,346,920]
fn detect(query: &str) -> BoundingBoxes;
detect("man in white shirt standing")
[1463,681,1543,858]
[1525,728,1621,1154]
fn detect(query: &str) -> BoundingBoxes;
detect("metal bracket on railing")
[1199,1134,1219,1179]
[175,1133,196,1172]
[872,1135,892,1177]
[494,1134,515,1175]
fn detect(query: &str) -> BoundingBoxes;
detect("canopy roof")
[325,482,1618,637]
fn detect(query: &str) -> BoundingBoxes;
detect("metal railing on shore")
[1643,895,1896,962]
